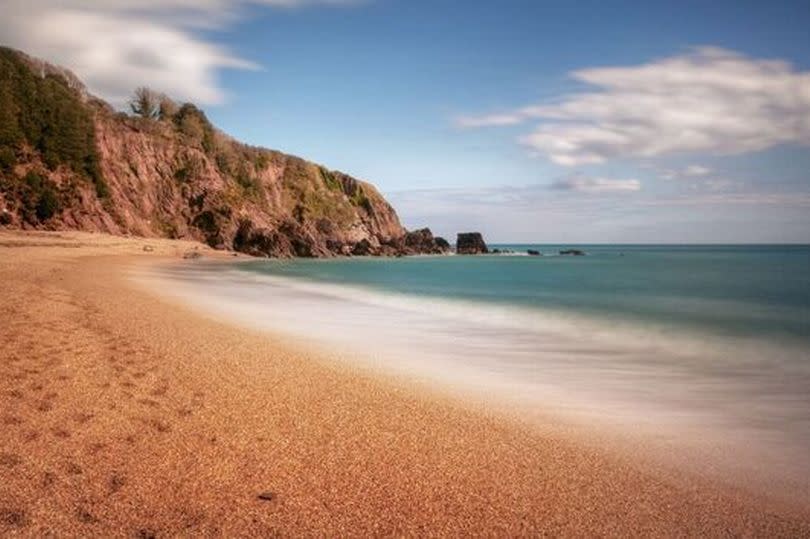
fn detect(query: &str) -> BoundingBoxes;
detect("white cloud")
[456,113,524,128]
[550,174,641,193]
[649,163,713,181]
[458,47,810,166]
[0,0,363,107]
[683,165,712,177]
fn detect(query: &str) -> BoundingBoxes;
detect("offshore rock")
[456,232,488,255]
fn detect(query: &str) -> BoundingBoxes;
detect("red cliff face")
[0,47,448,257]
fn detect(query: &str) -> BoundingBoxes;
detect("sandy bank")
[1,231,809,536]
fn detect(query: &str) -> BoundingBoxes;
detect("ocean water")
[145,245,810,490]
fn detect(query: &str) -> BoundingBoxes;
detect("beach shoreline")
[2,231,809,536]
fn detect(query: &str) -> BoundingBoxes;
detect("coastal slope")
[0,47,447,257]
[1,231,809,536]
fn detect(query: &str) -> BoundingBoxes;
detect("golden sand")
[1,231,809,536]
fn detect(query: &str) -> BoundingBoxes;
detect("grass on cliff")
[0,47,108,199]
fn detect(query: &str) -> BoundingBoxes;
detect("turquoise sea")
[240,244,810,344]
[148,244,810,491]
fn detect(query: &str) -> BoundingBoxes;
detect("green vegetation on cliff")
[0,47,107,198]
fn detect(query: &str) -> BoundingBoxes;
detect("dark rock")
[434,236,450,250]
[559,249,585,256]
[182,251,202,259]
[456,232,488,255]
[257,491,275,502]
[352,239,373,256]
[398,228,451,255]
[527,249,541,256]
[142,245,154,252]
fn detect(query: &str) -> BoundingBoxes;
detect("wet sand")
[1,230,809,536]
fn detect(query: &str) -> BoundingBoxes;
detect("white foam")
[133,261,810,499]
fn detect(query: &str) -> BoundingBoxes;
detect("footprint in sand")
[42,471,56,487]
[140,418,171,433]
[138,398,160,408]
[87,442,106,455]
[109,473,126,493]
[0,453,22,468]
[76,508,98,524]
[1,415,23,426]
[136,527,158,539]
[0,508,28,528]
[65,462,82,475]
[36,401,54,412]
[52,428,71,439]
[74,412,94,424]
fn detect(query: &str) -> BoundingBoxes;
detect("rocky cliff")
[0,47,448,257]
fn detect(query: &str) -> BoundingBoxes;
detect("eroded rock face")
[0,47,446,258]
[456,232,488,255]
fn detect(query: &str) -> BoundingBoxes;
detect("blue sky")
[4,0,810,242]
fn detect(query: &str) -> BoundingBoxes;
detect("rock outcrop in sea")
[456,232,488,255]
[0,47,449,258]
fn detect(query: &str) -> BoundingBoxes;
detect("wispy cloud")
[0,0,364,106]
[458,47,810,166]
[648,163,713,181]
[550,174,641,193]
[683,165,711,177]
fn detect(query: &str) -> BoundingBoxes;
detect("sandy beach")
[1,231,809,537]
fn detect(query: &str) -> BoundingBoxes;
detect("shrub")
[350,186,371,211]
[319,166,341,191]
[0,147,15,172]
[36,184,59,221]
[235,165,262,197]
[174,103,216,153]
[174,156,202,183]
[254,151,270,171]
[158,94,178,120]
[19,170,61,224]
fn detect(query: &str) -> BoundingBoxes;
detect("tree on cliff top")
[130,87,160,119]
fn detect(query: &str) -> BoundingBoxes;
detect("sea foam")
[135,259,810,499]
